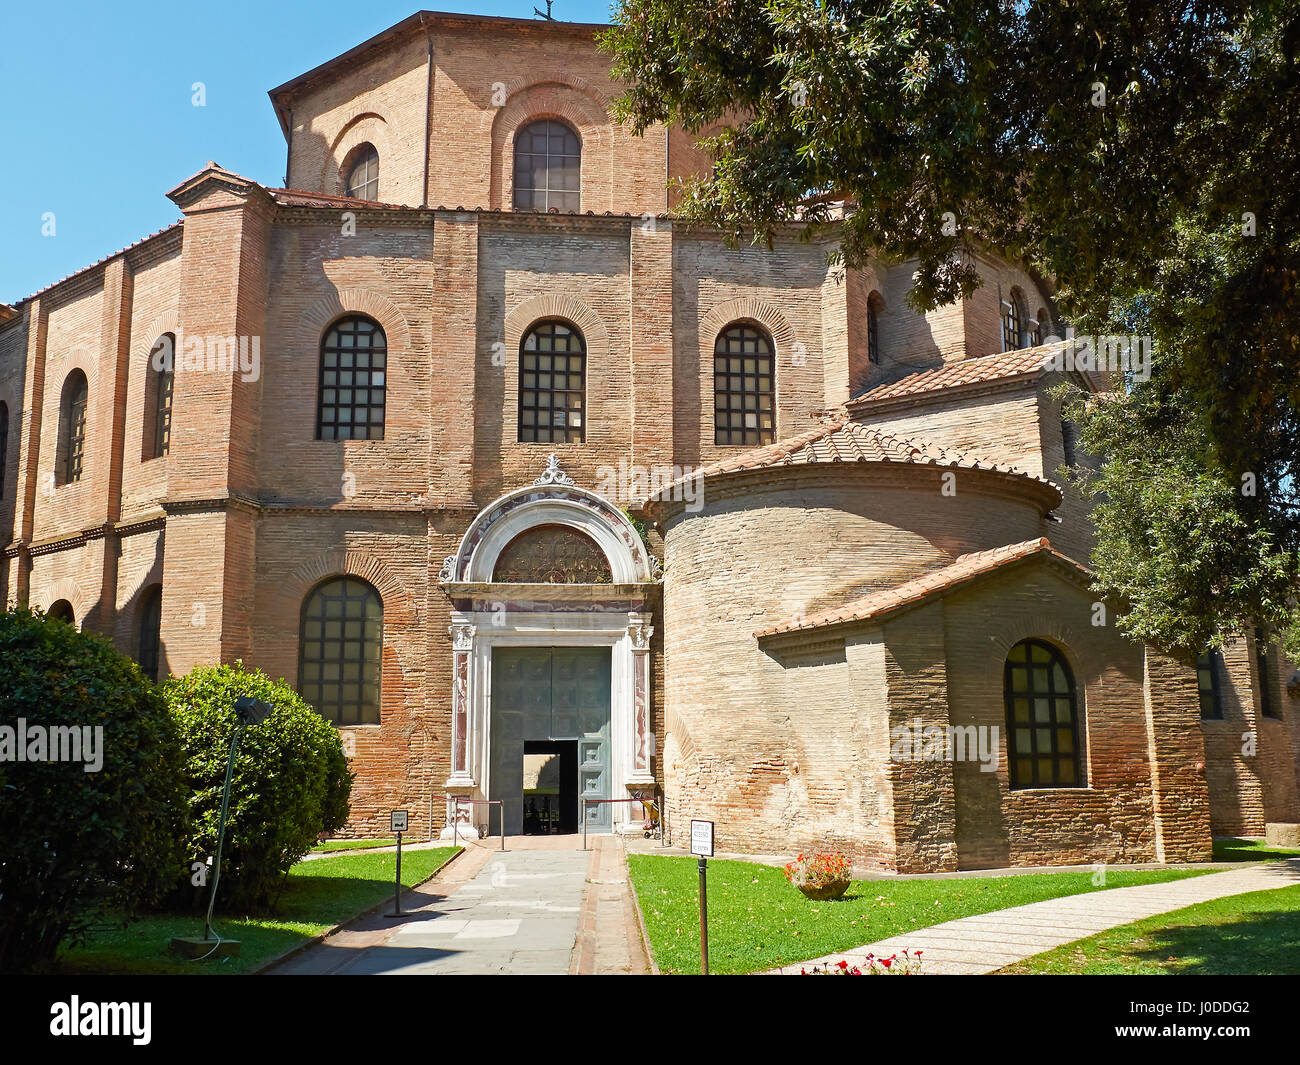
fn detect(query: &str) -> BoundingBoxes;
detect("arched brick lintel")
[301,288,411,353]
[40,577,90,624]
[503,292,610,354]
[700,297,798,356]
[279,548,418,627]
[323,112,392,198]
[489,80,614,211]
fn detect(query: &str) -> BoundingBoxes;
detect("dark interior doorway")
[522,740,578,834]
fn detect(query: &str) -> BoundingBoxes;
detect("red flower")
[879,956,893,969]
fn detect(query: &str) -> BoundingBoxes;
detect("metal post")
[698,856,709,975]
[452,796,459,848]
[204,725,243,941]
[392,831,403,916]
[499,802,505,851]
[582,799,588,851]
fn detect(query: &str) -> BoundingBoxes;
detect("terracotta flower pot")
[797,878,850,901]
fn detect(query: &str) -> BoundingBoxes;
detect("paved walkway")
[778,857,1300,974]
[270,834,648,976]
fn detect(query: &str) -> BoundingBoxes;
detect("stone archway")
[438,456,659,838]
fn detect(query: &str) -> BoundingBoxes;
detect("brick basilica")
[2,10,1297,871]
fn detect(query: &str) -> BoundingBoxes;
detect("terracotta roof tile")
[12,221,183,307]
[643,418,1054,503]
[848,343,1070,406]
[755,537,1088,639]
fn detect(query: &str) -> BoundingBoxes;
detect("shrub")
[0,609,186,973]
[165,663,352,911]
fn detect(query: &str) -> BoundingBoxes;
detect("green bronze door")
[490,647,611,835]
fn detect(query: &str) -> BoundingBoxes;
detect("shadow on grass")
[1212,837,1300,862]
[52,848,459,975]
[1122,905,1300,975]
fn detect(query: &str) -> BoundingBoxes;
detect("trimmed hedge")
[165,663,352,911]
[0,609,185,973]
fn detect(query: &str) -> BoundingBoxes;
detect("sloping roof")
[641,418,1056,505]
[269,187,413,210]
[10,221,184,308]
[847,342,1070,407]
[267,11,609,137]
[756,537,1089,639]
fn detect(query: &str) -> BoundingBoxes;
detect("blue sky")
[0,0,615,303]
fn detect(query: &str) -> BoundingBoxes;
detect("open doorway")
[522,740,578,834]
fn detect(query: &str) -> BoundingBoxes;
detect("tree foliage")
[602,0,1300,653]
[165,663,352,912]
[0,609,185,973]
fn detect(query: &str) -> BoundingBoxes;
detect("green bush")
[165,663,352,911]
[0,609,186,973]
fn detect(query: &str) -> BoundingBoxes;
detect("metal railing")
[446,796,506,851]
[581,791,666,850]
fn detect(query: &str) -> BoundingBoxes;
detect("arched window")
[317,315,387,440]
[493,525,613,584]
[1002,288,1028,351]
[0,401,8,500]
[344,144,379,201]
[1004,639,1082,788]
[146,333,174,460]
[1035,306,1051,344]
[714,322,775,446]
[138,585,163,682]
[1196,649,1224,720]
[47,600,75,625]
[299,576,383,725]
[513,119,581,212]
[58,370,88,485]
[518,320,585,443]
[867,291,884,366]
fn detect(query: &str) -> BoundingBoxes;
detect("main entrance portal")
[490,647,612,835]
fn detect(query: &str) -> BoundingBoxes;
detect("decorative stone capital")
[450,622,476,651]
[438,555,457,583]
[627,613,653,652]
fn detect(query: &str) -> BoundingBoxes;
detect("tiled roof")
[270,186,670,219]
[11,221,183,307]
[642,418,1054,502]
[756,537,1087,639]
[848,342,1070,406]
[270,187,413,210]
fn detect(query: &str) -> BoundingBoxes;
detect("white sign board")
[390,809,408,833]
[690,819,714,858]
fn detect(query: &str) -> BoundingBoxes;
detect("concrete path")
[270,834,649,976]
[777,857,1300,975]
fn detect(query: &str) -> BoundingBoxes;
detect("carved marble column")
[628,612,655,785]
[447,617,476,786]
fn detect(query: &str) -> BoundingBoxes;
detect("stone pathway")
[777,857,1300,974]
[270,834,648,976]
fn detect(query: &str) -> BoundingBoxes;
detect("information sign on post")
[690,820,714,973]
[385,810,408,918]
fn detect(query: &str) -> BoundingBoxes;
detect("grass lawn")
[54,846,461,975]
[997,884,1300,974]
[627,855,1215,975]
[311,838,399,853]
[1212,836,1300,862]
